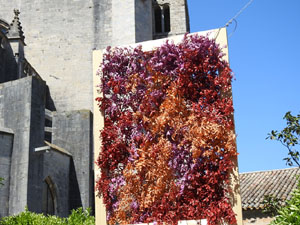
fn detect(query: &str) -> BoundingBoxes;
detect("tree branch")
[280,140,300,167]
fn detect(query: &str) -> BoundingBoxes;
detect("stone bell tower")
[0,0,190,112]
[152,0,190,39]
[108,0,190,46]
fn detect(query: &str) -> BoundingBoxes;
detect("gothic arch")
[153,2,171,38]
[42,176,57,215]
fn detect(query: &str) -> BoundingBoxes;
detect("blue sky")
[187,0,300,172]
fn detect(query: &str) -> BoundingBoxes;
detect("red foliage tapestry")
[96,34,237,225]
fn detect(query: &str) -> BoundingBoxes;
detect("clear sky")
[187,0,300,173]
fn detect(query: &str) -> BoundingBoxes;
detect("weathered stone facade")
[52,110,94,211]
[0,12,94,217]
[0,128,13,217]
[0,0,189,112]
[0,0,189,218]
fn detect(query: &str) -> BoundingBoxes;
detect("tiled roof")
[239,167,300,210]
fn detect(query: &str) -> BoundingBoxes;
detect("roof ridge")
[240,167,299,175]
[240,167,300,210]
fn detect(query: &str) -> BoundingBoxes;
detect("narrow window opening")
[163,5,170,32]
[44,131,52,143]
[154,5,162,33]
[44,117,52,143]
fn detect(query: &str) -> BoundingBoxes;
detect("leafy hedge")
[271,179,300,224]
[0,208,94,225]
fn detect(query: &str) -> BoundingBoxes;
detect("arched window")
[154,5,162,33]
[153,3,171,37]
[42,176,56,215]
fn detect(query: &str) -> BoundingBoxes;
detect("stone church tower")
[0,0,189,112]
[0,0,189,218]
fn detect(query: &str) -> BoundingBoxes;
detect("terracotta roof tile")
[239,167,300,210]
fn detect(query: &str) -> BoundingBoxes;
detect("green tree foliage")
[271,181,300,224]
[262,194,282,216]
[0,177,3,186]
[0,207,94,225]
[263,111,300,222]
[267,111,300,167]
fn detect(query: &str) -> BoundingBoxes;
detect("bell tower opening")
[154,4,162,33]
[152,0,190,39]
[163,4,170,32]
[153,2,170,39]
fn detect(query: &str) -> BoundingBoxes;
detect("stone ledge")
[34,141,72,157]
[0,127,14,134]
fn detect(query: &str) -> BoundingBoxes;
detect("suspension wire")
[214,0,254,40]
[225,0,254,27]
[228,18,238,38]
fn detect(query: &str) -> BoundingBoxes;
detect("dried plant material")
[96,34,237,225]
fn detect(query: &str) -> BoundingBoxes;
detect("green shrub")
[271,180,300,224]
[0,207,94,225]
[67,208,94,225]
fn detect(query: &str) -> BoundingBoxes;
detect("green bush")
[66,208,94,225]
[271,180,300,224]
[0,207,95,225]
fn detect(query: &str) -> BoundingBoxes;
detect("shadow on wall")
[0,31,18,83]
[45,86,56,112]
[69,158,82,213]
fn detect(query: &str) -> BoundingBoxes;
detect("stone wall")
[135,0,153,43]
[243,209,274,225]
[52,110,94,211]
[0,128,14,217]
[0,76,46,215]
[41,147,71,217]
[111,0,135,46]
[27,77,47,214]
[94,0,112,50]
[0,0,189,112]
[0,1,100,111]
[111,0,153,46]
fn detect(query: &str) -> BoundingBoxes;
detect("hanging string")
[225,0,254,27]
[228,18,238,38]
[214,0,254,40]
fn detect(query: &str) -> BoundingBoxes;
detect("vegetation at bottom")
[263,111,300,224]
[0,207,94,225]
[270,179,300,224]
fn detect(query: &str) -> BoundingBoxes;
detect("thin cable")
[214,0,254,40]
[213,27,222,40]
[225,0,254,27]
[228,18,238,38]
